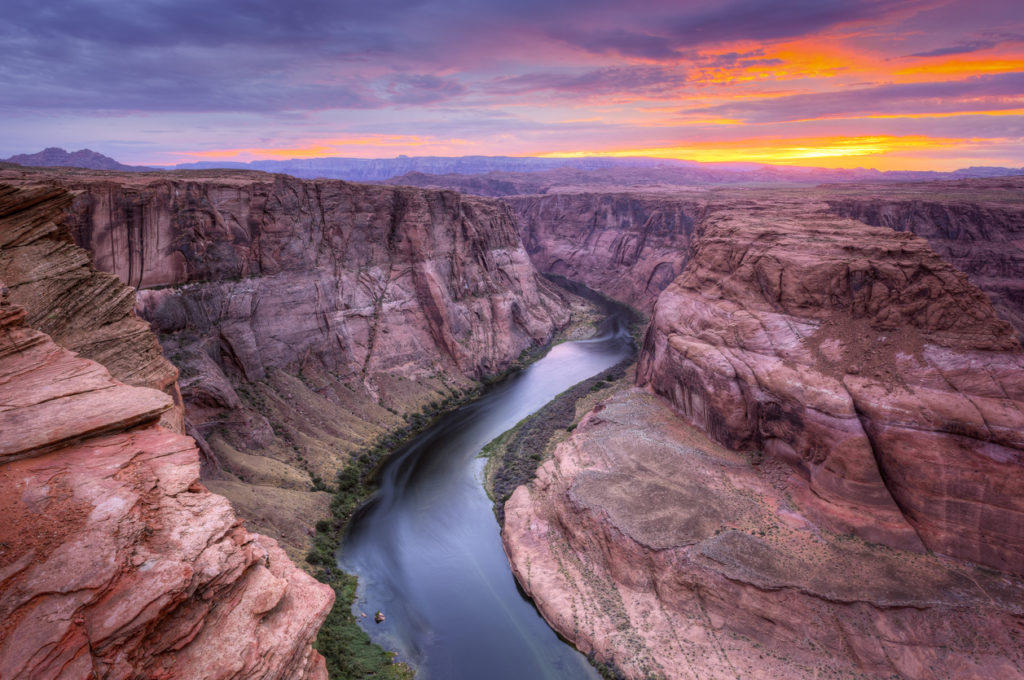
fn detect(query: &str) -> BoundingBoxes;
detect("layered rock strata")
[637,198,1024,573]
[825,177,1024,337]
[504,389,1024,680]
[0,185,332,679]
[0,167,572,559]
[0,184,182,431]
[509,192,706,313]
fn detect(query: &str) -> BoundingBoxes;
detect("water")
[340,291,635,680]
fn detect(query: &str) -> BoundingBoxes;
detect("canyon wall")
[0,166,573,560]
[504,191,1024,679]
[508,192,706,313]
[826,179,1024,338]
[506,180,1024,336]
[0,184,332,679]
[504,388,1024,680]
[637,197,1024,571]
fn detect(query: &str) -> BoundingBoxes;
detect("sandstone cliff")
[0,166,573,559]
[825,177,1024,338]
[507,180,1024,332]
[0,184,332,679]
[636,197,1024,570]
[509,192,706,313]
[504,388,1024,680]
[0,184,182,431]
[504,189,1024,679]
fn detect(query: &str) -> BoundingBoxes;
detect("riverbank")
[482,360,634,523]
[305,280,609,678]
[335,284,635,679]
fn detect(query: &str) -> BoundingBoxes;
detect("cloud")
[552,0,929,58]
[908,31,1024,57]
[549,28,682,60]
[910,40,999,57]
[382,75,468,105]
[690,72,1024,123]
[489,66,688,97]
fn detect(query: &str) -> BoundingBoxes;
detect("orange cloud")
[895,57,1024,80]
[687,38,884,87]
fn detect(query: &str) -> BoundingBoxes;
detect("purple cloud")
[489,66,688,97]
[690,72,1024,123]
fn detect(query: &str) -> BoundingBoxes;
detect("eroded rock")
[510,192,705,313]
[0,167,574,559]
[504,389,1024,679]
[637,198,1024,572]
[0,185,332,679]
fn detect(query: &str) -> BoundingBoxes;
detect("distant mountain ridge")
[5,148,1024,184]
[2,147,153,172]
[169,155,706,180]
[170,154,1024,185]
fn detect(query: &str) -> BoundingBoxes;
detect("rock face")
[0,184,182,432]
[826,177,1024,338]
[0,166,572,559]
[510,192,706,313]
[0,185,332,679]
[637,198,1024,572]
[504,389,1024,680]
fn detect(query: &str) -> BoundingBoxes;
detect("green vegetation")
[483,358,632,523]
[304,279,637,678]
[311,566,413,680]
[305,392,479,679]
[587,654,629,680]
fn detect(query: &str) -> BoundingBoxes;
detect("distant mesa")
[1,147,153,172]
[168,155,1024,185]
[5,147,1024,186]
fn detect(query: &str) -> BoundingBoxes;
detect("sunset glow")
[1,0,1021,170]
[535,135,965,168]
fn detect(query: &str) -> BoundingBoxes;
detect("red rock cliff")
[637,197,1024,572]
[55,170,568,380]
[0,184,333,679]
[0,167,574,560]
[509,192,705,312]
[825,178,1024,338]
[504,388,1024,680]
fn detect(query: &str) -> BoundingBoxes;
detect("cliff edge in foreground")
[0,185,332,679]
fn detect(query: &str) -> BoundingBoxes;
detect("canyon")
[0,165,574,563]
[2,161,1023,680]
[0,184,332,679]
[501,178,1024,679]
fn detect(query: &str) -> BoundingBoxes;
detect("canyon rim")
[3,1,1024,677]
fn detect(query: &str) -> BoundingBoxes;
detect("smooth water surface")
[340,300,634,680]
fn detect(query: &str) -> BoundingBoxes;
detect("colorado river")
[340,291,634,679]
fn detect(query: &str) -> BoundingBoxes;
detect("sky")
[1,0,1022,170]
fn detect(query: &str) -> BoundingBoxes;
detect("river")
[339,292,635,680]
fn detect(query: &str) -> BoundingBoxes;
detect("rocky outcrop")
[500,181,1024,678]
[504,388,1024,680]
[0,184,182,432]
[0,166,573,559]
[0,185,332,679]
[637,198,1024,572]
[826,177,1024,338]
[509,192,706,313]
